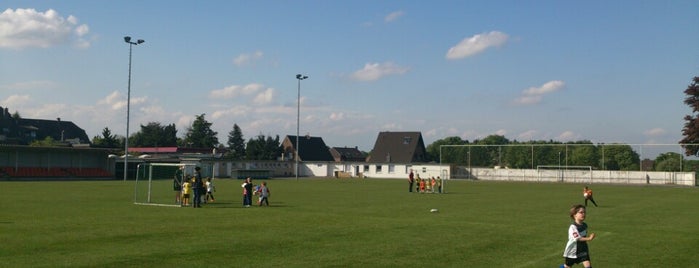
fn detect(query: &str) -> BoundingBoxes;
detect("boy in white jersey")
[561,204,596,268]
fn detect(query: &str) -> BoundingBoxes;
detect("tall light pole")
[123,36,144,181]
[295,74,308,181]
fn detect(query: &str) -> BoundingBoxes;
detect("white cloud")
[495,129,507,136]
[211,105,252,120]
[644,128,666,137]
[385,11,405,22]
[209,83,264,99]
[329,112,345,121]
[0,8,91,49]
[513,80,565,105]
[233,51,264,66]
[517,130,538,141]
[1,94,31,106]
[446,31,509,60]
[557,131,579,141]
[253,88,275,105]
[351,62,409,82]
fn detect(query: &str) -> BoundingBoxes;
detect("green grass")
[1,179,697,267]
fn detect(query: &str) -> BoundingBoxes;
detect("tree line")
[91,114,281,161]
[84,74,699,171]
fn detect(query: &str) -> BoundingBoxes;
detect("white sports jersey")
[563,222,589,258]
[206,181,215,192]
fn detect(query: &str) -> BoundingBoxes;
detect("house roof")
[330,147,365,162]
[18,118,90,143]
[0,107,89,145]
[285,135,335,161]
[367,131,427,163]
[128,147,213,154]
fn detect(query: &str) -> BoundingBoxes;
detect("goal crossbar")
[134,162,198,207]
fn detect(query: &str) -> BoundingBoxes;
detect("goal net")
[536,165,592,183]
[134,162,198,207]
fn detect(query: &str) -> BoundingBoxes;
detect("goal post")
[134,162,198,207]
[536,165,592,183]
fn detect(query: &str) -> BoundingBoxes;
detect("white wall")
[468,167,695,186]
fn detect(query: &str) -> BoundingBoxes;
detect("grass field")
[1,178,697,267]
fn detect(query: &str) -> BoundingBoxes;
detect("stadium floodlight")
[123,36,145,181]
[295,74,308,181]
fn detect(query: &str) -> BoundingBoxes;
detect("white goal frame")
[134,162,198,207]
[536,165,592,183]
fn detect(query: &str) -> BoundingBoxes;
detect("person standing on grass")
[561,204,596,268]
[583,186,598,207]
[257,181,270,206]
[205,178,216,203]
[415,174,422,193]
[408,170,415,192]
[173,167,183,204]
[242,177,253,207]
[192,167,204,208]
[181,179,191,207]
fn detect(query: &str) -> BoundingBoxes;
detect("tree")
[476,135,510,167]
[600,144,639,171]
[245,134,281,160]
[130,122,178,147]
[30,136,60,147]
[227,124,246,160]
[183,114,218,148]
[568,143,599,168]
[425,136,469,163]
[680,75,699,156]
[91,127,121,148]
[654,152,682,171]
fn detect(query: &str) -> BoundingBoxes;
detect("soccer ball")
[241,183,247,188]
[584,193,589,198]
[430,208,439,213]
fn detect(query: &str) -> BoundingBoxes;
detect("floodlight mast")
[295,74,308,181]
[123,36,145,181]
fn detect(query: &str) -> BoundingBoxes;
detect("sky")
[1,1,698,154]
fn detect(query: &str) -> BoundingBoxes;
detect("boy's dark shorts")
[565,255,590,266]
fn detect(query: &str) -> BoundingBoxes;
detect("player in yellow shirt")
[182,179,192,207]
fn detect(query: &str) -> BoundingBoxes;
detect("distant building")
[329,146,365,162]
[281,135,335,162]
[366,131,427,163]
[0,106,89,146]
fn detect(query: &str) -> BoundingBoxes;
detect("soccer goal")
[134,162,198,207]
[536,165,592,183]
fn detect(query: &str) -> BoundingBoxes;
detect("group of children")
[176,177,216,207]
[409,173,442,193]
[174,174,271,208]
[242,177,271,207]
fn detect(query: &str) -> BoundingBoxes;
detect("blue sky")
[1,1,698,153]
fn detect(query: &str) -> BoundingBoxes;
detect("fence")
[451,166,695,186]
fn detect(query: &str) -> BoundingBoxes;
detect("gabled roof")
[367,131,427,163]
[330,147,365,162]
[284,135,335,161]
[17,118,89,144]
[128,147,214,154]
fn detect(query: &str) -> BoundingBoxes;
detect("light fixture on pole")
[295,74,308,181]
[123,36,145,181]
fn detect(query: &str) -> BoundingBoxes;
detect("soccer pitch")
[1,178,697,267]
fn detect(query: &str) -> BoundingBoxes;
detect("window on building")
[388,165,395,173]
[364,165,369,172]
[403,136,411,144]
[376,165,382,173]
